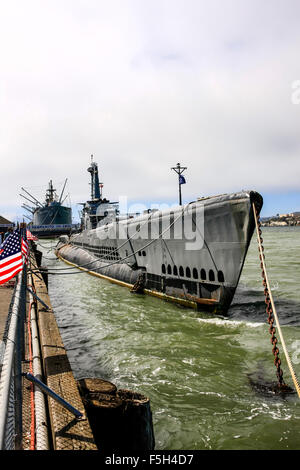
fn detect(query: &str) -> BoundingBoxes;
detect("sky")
[0,0,300,223]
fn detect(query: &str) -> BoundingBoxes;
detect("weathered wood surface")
[0,284,14,340]
[78,378,155,451]
[31,251,97,450]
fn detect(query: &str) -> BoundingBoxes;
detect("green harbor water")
[40,227,300,450]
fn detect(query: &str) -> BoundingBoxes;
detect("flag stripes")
[21,238,29,263]
[0,230,24,285]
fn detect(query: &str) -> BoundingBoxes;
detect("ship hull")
[31,204,73,238]
[56,191,263,314]
[30,225,75,239]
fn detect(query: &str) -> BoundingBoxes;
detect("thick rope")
[253,202,300,398]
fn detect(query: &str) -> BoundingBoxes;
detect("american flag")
[27,229,38,241]
[21,237,29,263]
[0,230,24,285]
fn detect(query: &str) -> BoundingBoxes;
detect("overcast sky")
[1,0,300,222]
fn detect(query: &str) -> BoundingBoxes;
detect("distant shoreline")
[261,212,300,227]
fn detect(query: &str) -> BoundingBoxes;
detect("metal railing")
[0,264,82,450]
[0,270,26,449]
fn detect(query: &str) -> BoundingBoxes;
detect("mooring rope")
[253,202,300,398]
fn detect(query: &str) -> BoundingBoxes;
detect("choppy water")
[39,227,300,450]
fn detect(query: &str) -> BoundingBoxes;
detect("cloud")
[0,0,300,221]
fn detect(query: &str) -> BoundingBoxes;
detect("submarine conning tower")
[81,155,117,230]
[87,154,101,201]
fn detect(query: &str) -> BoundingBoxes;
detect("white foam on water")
[196,316,264,329]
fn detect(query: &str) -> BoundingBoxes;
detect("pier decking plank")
[30,255,97,450]
[0,284,14,340]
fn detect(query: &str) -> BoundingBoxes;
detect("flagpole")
[20,222,27,242]
[178,172,182,206]
[171,163,187,206]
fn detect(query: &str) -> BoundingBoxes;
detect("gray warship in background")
[56,158,263,314]
[21,180,75,238]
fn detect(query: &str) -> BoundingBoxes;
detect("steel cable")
[32,204,192,275]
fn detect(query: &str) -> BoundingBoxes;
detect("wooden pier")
[0,283,14,339]
[0,241,155,451]
[21,248,97,450]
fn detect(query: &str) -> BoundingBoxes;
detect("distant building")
[0,215,14,229]
[0,216,15,243]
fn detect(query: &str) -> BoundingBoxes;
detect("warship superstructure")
[21,180,74,238]
[56,158,263,314]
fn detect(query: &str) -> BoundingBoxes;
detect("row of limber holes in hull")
[89,244,224,283]
[161,264,225,283]
[86,245,224,283]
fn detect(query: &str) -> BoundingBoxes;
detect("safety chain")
[130,273,145,294]
[255,207,285,386]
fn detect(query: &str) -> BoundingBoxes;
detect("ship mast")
[87,155,101,201]
[58,178,68,204]
[46,180,56,204]
[21,187,43,207]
